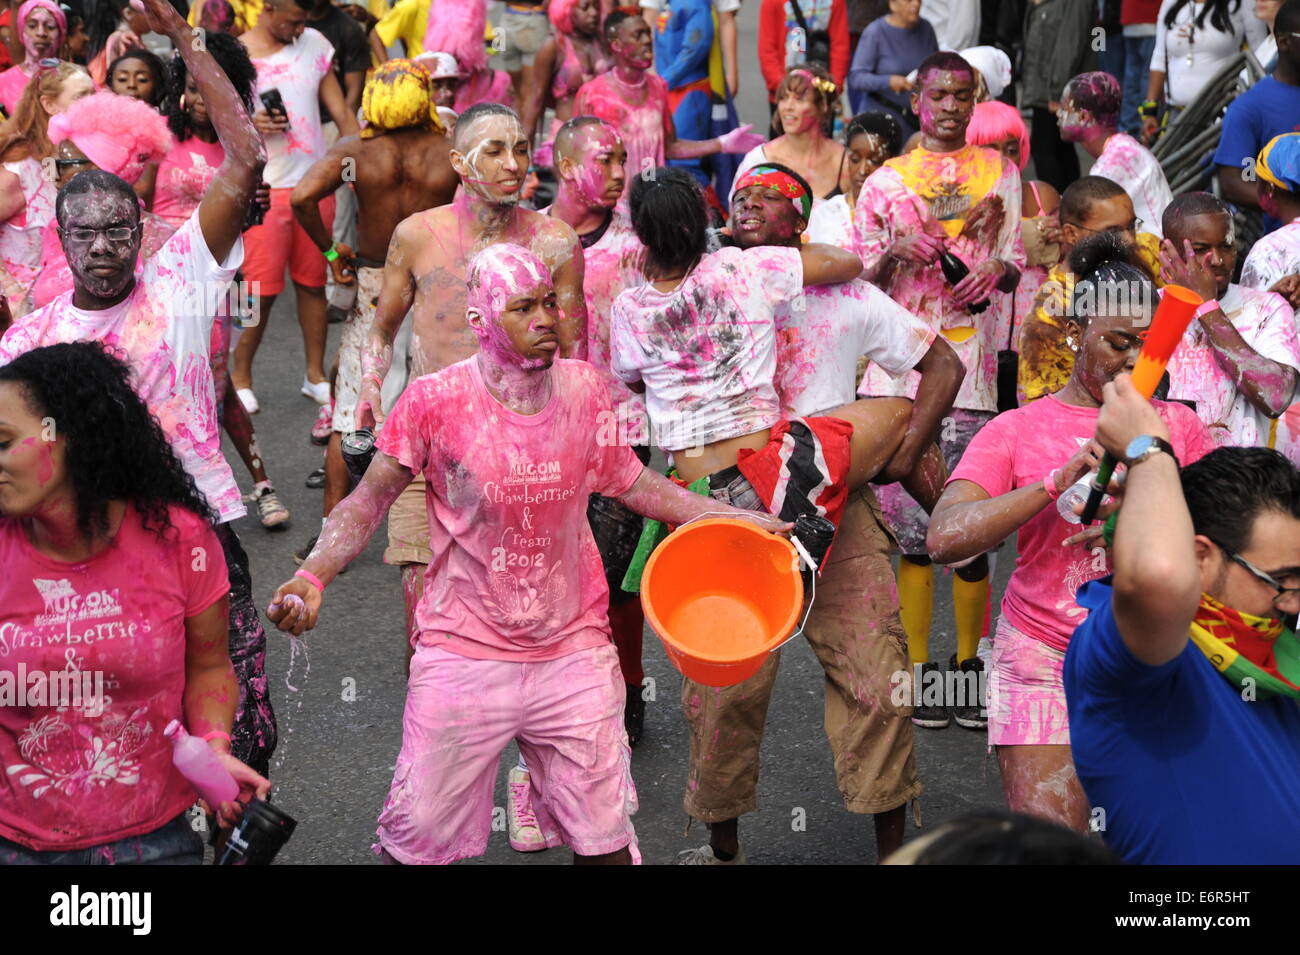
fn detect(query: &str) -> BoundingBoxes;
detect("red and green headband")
[732,164,813,221]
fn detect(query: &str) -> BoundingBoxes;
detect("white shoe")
[301,377,330,405]
[236,387,259,414]
[675,844,746,865]
[506,767,547,853]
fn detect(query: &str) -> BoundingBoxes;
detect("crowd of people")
[0,0,1298,868]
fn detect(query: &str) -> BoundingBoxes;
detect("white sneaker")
[675,844,746,865]
[506,767,547,852]
[301,377,330,405]
[236,387,259,414]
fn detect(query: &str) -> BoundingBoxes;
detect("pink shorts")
[375,642,639,864]
[241,187,336,295]
[986,615,1070,747]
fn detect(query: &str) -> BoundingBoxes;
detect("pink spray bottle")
[164,720,239,806]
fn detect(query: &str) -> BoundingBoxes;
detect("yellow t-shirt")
[375,0,429,58]
[1018,232,1165,402]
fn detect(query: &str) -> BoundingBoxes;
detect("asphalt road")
[222,0,1012,865]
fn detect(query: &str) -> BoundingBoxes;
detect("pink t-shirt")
[375,357,644,662]
[0,504,228,851]
[251,27,334,189]
[574,72,672,214]
[153,137,225,228]
[948,393,1215,651]
[610,245,803,452]
[0,156,56,300]
[0,64,32,115]
[0,214,247,523]
[453,69,514,112]
[577,210,648,440]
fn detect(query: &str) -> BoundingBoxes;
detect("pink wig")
[18,0,66,47]
[966,100,1029,172]
[48,91,176,185]
[549,0,580,36]
[423,0,487,76]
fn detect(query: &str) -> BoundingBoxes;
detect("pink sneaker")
[506,767,546,853]
[311,401,333,445]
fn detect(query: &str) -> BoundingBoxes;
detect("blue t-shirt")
[655,0,714,90]
[1213,77,1300,232]
[1064,577,1300,864]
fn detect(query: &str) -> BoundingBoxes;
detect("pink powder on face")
[466,244,555,364]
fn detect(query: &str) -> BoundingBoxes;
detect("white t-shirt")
[1241,220,1300,294]
[1150,0,1268,106]
[610,245,802,452]
[0,215,247,522]
[806,193,853,249]
[1089,132,1174,238]
[1166,284,1300,448]
[252,27,335,189]
[775,277,935,417]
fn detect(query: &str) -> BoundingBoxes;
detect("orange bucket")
[640,518,804,687]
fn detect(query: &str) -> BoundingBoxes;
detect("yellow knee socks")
[953,573,990,665]
[898,559,934,666]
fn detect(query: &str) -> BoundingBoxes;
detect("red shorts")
[735,416,854,526]
[241,187,336,295]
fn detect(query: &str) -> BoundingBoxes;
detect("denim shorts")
[0,813,203,865]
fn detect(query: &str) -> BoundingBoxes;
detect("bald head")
[453,102,522,150]
[554,116,611,164]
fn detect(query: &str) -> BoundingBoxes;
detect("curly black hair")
[163,31,258,142]
[107,46,168,107]
[629,167,709,277]
[0,341,216,540]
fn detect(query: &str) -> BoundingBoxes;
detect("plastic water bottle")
[164,720,239,806]
[1057,474,1095,525]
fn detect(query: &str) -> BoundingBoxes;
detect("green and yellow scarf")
[1188,594,1300,700]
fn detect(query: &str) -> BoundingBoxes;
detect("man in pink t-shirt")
[268,244,786,865]
[573,9,762,213]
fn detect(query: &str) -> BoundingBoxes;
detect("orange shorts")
[241,187,336,295]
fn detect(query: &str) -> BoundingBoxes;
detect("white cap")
[958,46,1013,100]
[416,51,462,81]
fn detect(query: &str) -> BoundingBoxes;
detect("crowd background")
[0,0,1296,864]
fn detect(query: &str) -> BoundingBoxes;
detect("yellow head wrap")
[361,59,444,140]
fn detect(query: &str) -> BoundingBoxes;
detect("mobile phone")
[260,89,290,128]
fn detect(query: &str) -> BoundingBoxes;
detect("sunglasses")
[1070,218,1143,236]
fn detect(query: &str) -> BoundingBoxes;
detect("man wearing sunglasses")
[1065,378,1300,863]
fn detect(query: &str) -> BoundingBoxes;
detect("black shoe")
[293,536,317,565]
[305,467,326,489]
[950,654,988,730]
[911,661,950,729]
[326,304,348,324]
[624,684,646,747]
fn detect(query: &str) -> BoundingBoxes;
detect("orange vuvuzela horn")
[1080,284,1202,525]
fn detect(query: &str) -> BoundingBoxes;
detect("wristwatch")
[1124,435,1177,468]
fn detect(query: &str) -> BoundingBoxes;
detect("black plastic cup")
[218,800,297,865]
[792,514,837,583]
[341,428,377,484]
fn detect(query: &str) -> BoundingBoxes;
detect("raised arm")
[267,452,415,635]
[356,219,419,428]
[927,438,1105,564]
[1100,374,1200,664]
[134,0,264,262]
